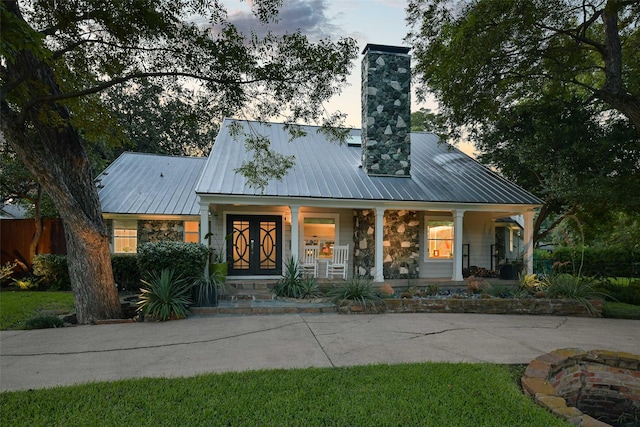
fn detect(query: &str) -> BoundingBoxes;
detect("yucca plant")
[544,274,605,317]
[298,277,322,299]
[273,257,304,298]
[326,276,383,309]
[137,268,192,321]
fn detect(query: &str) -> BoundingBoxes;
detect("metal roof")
[97,152,206,216]
[196,119,543,206]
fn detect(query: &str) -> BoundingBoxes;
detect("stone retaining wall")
[522,349,640,426]
[383,298,603,317]
[336,298,603,317]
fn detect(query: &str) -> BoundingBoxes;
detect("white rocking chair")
[326,244,349,279]
[300,245,319,277]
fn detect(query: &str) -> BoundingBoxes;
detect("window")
[426,220,454,259]
[184,221,199,243]
[113,220,137,253]
[302,215,337,259]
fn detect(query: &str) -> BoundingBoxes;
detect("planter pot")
[210,262,228,282]
[193,283,218,307]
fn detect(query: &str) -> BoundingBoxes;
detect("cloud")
[226,0,340,40]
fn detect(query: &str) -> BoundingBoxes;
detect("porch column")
[523,210,535,275]
[452,209,465,281]
[289,205,300,261]
[199,204,209,246]
[374,207,385,282]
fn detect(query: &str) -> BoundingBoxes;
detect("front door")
[227,215,282,276]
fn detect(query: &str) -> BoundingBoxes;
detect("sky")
[220,0,437,127]
[217,0,475,155]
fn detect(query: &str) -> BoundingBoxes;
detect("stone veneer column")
[361,44,411,176]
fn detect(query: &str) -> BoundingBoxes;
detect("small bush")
[137,268,192,321]
[544,274,604,317]
[137,241,209,282]
[32,254,71,290]
[273,257,304,298]
[326,276,383,308]
[111,254,141,291]
[24,314,64,329]
[12,276,40,290]
[298,277,322,299]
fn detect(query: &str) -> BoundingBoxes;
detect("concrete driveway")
[1,313,639,392]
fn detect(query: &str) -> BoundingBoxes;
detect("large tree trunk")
[1,3,121,323]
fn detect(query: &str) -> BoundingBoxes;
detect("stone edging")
[522,348,640,427]
[338,298,603,316]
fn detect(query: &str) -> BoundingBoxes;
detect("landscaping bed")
[337,296,603,316]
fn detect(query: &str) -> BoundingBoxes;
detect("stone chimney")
[361,44,411,176]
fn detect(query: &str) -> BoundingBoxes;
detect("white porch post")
[452,209,465,281]
[523,210,535,275]
[289,205,300,261]
[199,204,209,246]
[374,207,385,282]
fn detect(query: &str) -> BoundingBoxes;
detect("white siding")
[463,212,497,271]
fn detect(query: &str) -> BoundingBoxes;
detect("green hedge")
[551,246,640,278]
[111,254,141,291]
[137,241,209,282]
[32,254,71,290]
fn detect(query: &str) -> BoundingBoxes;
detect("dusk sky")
[220,0,437,127]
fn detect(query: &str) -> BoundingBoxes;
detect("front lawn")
[0,291,74,330]
[602,301,640,320]
[0,363,568,426]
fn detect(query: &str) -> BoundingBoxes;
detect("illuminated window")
[113,220,137,253]
[302,216,337,259]
[184,221,199,243]
[427,220,454,259]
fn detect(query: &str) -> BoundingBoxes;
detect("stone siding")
[361,46,411,176]
[384,210,419,279]
[353,209,376,278]
[138,220,184,245]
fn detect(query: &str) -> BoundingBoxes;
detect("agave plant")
[326,276,383,309]
[137,268,192,321]
[273,257,304,298]
[298,276,322,299]
[543,274,605,317]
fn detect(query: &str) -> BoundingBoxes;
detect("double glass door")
[227,215,282,276]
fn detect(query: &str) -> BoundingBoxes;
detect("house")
[98,44,542,282]
[96,153,207,252]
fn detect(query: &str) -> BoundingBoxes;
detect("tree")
[406,0,640,135]
[410,108,446,134]
[1,1,357,324]
[476,92,640,242]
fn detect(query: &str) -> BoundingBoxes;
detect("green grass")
[603,301,640,319]
[0,363,568,426]
[0,291,74,330]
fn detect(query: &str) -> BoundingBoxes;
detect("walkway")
[1,313,638,392]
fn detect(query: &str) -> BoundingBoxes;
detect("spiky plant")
[138,268,192,321]
[298,277,322,299]
[326,276,383,309]
[544,274,605,317]
[273,257,304,298]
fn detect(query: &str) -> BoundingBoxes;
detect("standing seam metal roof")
[97,152,207,215]
[195,118,543,206]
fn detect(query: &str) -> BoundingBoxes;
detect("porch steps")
[191,280,337,315]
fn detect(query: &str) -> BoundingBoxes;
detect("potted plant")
[192,270,222,307]
[206,233,231,281]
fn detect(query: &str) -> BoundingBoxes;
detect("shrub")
[544,274,604,317]
[326,276,383,308]
[298,277,322,299]
[137,268,192,321]
[1,262,17,286]
[24,314,64,329]
[596,278,640,306]
[273,257,304,298]
[32,254,71,290]
[12,276,40,290]
[111,254,141,291]
[137,241,209,282]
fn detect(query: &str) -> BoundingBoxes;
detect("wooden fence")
[1,218,67,269]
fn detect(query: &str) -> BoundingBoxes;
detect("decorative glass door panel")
[227,215,282,276]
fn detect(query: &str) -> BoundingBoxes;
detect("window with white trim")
[426,220,454,260]
[301,214,338,259]
[113,220,137,253]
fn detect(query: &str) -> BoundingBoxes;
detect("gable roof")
[97,152,206,216]
[196,119,542,206]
